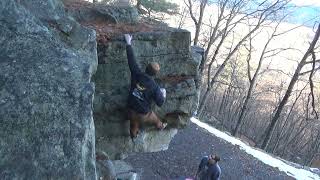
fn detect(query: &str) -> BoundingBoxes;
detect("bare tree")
[261,23,320,150]
[232,16,293,136]
[182,0,320,163]
[198,0,290,115]
[271,83,308,153]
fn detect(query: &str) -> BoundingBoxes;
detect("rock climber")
[195,154,221,180]
[124,33,167,139]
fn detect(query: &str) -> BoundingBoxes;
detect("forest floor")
[125,122,295,180]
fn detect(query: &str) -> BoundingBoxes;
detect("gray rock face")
[97,160,117,180]
[0,0,97,179]
[113,160,138,180]
[95,5,139,24]
[64,1,139,24]
[93,30,201,159]
[96,151,116,180]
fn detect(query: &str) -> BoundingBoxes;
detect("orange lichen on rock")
[83,22,156,44]
[62,0,164,44]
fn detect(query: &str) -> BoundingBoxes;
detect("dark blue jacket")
[197,156,221,180]
[126,45,164,114]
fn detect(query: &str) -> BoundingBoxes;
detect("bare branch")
[274,24,307,37]
[200,0,228,73]
[305,59,320,64]
[262,45,302,59]
[308,51,319,119]
[246,36,253,82]
[299,66,320,76]
[259,68,292,76]
[215,80,244,90]
[200,0,247,75]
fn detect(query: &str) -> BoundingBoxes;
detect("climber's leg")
[143,111,166,130]
[128,109,140,138]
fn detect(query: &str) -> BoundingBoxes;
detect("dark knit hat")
[145,62,160,76]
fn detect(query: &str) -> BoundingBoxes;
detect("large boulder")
[0,0,97,179]
[93,30,201,159]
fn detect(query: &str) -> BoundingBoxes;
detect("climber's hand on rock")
[124,34,132,45]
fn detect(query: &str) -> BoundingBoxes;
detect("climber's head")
[208,154,220,164]
[145,62,160,76]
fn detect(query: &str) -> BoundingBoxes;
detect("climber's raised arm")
[124,34,142,76]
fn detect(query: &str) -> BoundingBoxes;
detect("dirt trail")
[125,123,294,180]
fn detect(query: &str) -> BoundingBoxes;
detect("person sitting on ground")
[195,154,221,180]
[124,33,167,138]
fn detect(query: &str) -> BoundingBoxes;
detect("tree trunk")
[272,84,307,153]
[193,24,201,46]
[279,119,306,156]
[219,89,227,115]
[186,0,208,46]
[232,89,251,135]
[198,87,211,115]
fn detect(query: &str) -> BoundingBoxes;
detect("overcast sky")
[291,0,320,7]
[287,0,320,26]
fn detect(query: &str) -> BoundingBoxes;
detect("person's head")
[145,62,160,76]
[208,154,220,164]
